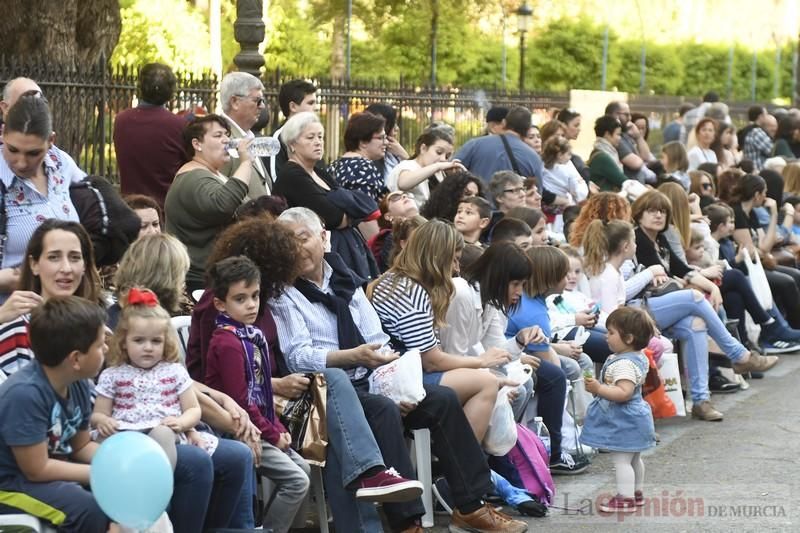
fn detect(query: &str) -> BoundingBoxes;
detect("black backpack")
[69,176,141,267]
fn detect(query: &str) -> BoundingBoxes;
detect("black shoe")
[516,497,548,517]
[549,453,590,475]
[709,373,740,394]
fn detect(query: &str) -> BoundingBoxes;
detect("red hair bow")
[127,288,159,307]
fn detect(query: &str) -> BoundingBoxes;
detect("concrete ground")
[427,354,800,533]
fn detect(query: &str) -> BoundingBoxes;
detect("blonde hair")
[661,141,688,173]
[107,288,180,367]
[657,182,691,250]
[114,234,190,314]
[381,219,463,327]
[581,219,634,277]
[783,162,800,197]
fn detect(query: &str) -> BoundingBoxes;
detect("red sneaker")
[598,494,636,513]
[634,490,644,506]
[355,468,423,502]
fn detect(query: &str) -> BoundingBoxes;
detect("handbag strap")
[499,134,522,175]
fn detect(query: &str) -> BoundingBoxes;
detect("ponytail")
[581,219,634,277]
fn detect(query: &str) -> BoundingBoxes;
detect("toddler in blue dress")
[581,307,657,513]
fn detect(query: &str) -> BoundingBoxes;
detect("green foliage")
[112,0,211,74]
[263,0,331,75]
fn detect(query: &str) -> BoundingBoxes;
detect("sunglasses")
[702,183,713,190]
[238,95,265,106]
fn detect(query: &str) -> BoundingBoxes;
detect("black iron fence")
[0,58,771,182]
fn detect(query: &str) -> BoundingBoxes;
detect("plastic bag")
[743,247,773,310]
[658,352,686,417]
[368,350,426,404]
[483,387,518,456]
[641,350,677,419]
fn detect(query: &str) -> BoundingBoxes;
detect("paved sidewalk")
[429,355,800,532]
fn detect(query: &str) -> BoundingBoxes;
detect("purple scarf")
[215,313,275,421]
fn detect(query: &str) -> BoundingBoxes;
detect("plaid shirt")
[743,127,773,170]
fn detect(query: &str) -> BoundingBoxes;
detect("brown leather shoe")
[733,352,779,374]
[691,400,724,421]
[398,525,424,533]
[449,503,528,533]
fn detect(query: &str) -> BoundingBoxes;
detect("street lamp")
[517,2,533,91]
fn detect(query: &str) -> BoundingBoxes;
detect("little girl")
[92,288,217,468]
[582,307,656,513]
[582,219,637,314]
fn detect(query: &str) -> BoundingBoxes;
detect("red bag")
[641,348,677,418]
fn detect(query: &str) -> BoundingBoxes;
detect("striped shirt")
[270,261,390,380]
[370,273,439,353]
[0,145,84,270]
[0,316,33,380]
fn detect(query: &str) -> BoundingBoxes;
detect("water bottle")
[227,136,281,158]
[534,416,551,455]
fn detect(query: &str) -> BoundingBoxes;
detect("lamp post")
[516,2,533,92]
[233,0,265,77]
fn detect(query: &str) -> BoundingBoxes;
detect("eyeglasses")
[238,95,265,106]
[503,187,526,195]
[645,207,667,215]
[372,134,388,142]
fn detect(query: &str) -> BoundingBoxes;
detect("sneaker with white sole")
[355,468,424,502]
[549,451,590,475]
[760,339,800,354]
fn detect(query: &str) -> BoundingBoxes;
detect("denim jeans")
[645,289,747,403]
[171,438,253,533]
[320,368,386,533]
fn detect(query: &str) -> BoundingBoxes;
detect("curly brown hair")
[569,192,632,246]
[206,214,300,300]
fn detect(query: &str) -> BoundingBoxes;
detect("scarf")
[215,313,275,421]
[294,253,366,351]
[589,137,622,168]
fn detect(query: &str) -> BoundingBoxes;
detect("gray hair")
[220,72,264,112]
[489,170,524,201]
[278,207,325,233]
[280,112,322,147]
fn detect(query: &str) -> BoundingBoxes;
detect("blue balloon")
[91,431,174,529]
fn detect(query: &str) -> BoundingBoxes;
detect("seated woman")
[164,114,255,292]
[272,208,524,533]
[687,118,718,171]
[0,95,86,300]
[124,193,163,239]
[387,123,465,208]
[328,111,390,203]
[275,112,379,280]
[588,116,627,192]
[629,191,778,420]
[189,213,427,533]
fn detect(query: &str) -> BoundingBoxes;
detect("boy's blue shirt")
[0,361,93,479]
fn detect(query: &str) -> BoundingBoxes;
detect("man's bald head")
[763,114,778,139]
[1,78,42,113]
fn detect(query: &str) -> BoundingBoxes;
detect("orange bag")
[641,348,677,419]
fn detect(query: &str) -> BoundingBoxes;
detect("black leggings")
[766,265,800,328]
[721,268,770,339]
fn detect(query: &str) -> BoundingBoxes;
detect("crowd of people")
[0,65,796,533]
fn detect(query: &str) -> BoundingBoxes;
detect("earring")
[198,147,203,152]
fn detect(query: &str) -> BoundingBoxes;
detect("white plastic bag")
[658,352,686,417]
[482,387,518,456]
[368,350,426,404]
[742,247,773,310]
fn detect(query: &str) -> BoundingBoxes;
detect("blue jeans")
[645,289,747,403]
[321,368,386,533]
[171,438,253,533]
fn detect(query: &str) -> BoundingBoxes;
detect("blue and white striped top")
[370,273,439,354]
[0,145,85,270]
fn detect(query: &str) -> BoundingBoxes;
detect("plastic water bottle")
[533,416,551,455]
[227,137,281,158]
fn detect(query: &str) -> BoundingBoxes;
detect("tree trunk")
[330,11,346,80]
[0,0,121,169]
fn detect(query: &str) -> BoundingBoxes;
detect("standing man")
[219,72,271,198]
[113,63,186,207]
[267,79,317,184]
[605,101,655,184]
[662,103,695,144]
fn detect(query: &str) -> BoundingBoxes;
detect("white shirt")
[387,159,429,207]
[687,146,717,171]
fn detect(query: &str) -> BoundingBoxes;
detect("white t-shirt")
[687,146,717,171]
[588,263,626,314]
[542,161,588,204]
[387,159,429,207]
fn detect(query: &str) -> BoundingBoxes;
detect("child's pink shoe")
[598,494,636,513]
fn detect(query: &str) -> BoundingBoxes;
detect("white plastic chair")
[0,513,54,532]
[191,289,205,303]
[409,428,434,527]
[170,315,192,364]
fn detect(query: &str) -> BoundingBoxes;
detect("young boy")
[453,196,491,246]
[204,256,310,532]
[0,296,110,532]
